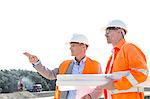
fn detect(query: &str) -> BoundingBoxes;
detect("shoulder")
[59,60,72,71]
[60,60,72,66]
[122,42,146,57]
[86,57,99,65]
[122,42,141,52]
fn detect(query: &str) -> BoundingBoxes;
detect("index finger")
[23,52,32,57]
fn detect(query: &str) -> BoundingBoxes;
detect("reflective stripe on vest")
[110,68,148,94]
[126,72,138,86]
[131,68,149,76]
[111,68,148,86]
[110,87,144,94]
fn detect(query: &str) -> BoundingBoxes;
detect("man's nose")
[70,46,73,50]
[105,33,108,37]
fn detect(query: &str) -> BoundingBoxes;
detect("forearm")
[34,62,59,80]
[89,86,103,99]
[114,69,149,90]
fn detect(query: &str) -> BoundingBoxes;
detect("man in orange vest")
[23,33,102,99]
[99,20,149,99]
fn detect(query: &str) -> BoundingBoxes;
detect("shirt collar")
[73,56,86,65]
[114,39,126,49]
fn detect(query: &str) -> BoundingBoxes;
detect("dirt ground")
[0,91,54,99]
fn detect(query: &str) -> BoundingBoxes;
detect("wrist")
[88,94,92,99]
[32,60,41,67]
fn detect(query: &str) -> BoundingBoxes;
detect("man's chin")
[107,40,111,44]
[71,53,75,56]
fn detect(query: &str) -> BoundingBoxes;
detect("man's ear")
[121,30,125,36]
[82,45,87,50]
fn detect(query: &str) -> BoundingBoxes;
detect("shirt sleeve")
[34,63,59,80]
[98,63,103,74]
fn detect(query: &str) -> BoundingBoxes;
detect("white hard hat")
[106,20,127,32]
[69,33,89,46]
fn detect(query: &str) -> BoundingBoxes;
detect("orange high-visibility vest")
[54,57,99,99]
[104,39,149,99]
